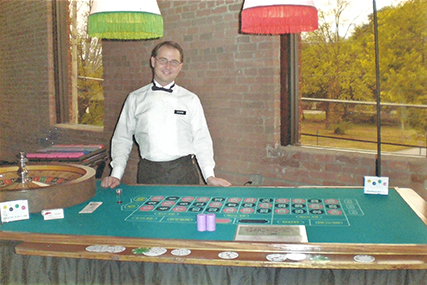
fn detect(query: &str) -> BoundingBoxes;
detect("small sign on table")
[235,225,308,243]
[364,176,389,195]
[0,200,30,223]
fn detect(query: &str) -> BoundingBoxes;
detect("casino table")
[1,182,427,270]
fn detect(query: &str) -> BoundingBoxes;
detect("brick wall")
[260,145,427,195]
[1,0,426,201]
[0,0,109,161]
[100,0,281,185]
[0,1,53,161]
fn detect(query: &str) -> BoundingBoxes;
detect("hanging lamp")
[241,0,318,34]
[88,0,163,40]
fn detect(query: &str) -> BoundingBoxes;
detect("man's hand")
[101,176,121,189]
[206,176,231,187]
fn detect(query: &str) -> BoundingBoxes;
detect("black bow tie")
[152,83,175,93]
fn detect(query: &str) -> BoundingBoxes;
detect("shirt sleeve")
[190,96,216,180]
[110,93,137,180]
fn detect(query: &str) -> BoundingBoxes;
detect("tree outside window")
[69,0,103,126]
[300,0,427,155]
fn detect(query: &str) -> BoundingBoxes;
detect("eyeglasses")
[155,57,181,67]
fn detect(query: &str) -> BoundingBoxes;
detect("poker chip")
[142,247,168,257]
[354,254,375,263]
[218,251,239,260]
[171,248,192,256]
[132,247,150,255]
[286,253,307,261]
[266,254,287,262]
[106,246,126,253]
[85,245,110,253]
[85,245,126,253]
[310,255,330,263]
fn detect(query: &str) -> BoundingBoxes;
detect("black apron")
[137,155,201,185]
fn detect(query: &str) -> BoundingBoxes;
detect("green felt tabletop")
[1,182,427,244]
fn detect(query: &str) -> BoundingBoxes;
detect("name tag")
[174,110,186,115]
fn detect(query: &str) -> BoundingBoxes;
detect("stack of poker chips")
[197,213,216,232]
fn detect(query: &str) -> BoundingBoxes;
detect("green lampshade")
[88,0,163,40]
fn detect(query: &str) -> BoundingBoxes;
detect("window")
[287,0,427,156]
[52,0,103,127]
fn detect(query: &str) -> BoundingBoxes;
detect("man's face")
[150,46,183,86]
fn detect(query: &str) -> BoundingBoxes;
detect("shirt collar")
[153,80,175,89]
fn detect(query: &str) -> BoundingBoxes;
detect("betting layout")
[121,195,364,226]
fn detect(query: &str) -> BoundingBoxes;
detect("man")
[101,41,231,188]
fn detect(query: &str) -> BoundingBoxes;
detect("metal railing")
[302,97,427,109]
[300,97,427,157]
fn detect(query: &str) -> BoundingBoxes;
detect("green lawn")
[301,115,426,153]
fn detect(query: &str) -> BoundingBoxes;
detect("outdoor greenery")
[70,0,104,126]
[302,111,425,153]
[300,0,427,152]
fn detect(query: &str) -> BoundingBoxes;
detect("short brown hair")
[151,41,184,63]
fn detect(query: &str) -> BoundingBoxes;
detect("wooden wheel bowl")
[0,164,96,213]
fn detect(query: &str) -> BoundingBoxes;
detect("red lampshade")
[241,0,318,34]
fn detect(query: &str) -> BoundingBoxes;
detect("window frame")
[280,34,300,146]
[52,0,72,124]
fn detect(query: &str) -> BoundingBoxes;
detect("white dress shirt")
[110,82,216,181]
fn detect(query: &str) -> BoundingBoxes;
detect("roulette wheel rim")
[0,164,96,213]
